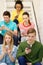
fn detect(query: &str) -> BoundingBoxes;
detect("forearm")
[17,51,26,59]
[9,54,15,62]
[32,58,42,64]
[0,27,3,30]
[7,28,17,36]
[0,54,4,60]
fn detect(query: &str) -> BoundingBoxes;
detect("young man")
[0,11,18,46]
[17,28,43,65]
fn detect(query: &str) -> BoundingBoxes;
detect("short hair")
[27,28,36,35]
[14,0,23,9]
[23,12,29,17]
[3,11,11,18]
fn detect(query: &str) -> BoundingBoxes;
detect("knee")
[18,56,24,60]
[34,62,42,65]
[18,56,26,62]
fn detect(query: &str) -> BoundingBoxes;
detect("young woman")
[19,12,35,42]
[0,32,17,65]
[11,0,24,23]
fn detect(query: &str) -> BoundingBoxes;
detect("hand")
[22,33,27,36]
[25,48,31,54]
[1,26,9,31]
[27,63,32,65]
[7,49,11,55]
[2,48,7,55]
[0,27,2,30]
[15,15,18,19]
[21,32,27,37]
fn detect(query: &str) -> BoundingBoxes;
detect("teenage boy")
[17,28,43,65]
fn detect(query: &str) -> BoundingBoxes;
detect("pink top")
[19,22,35,36]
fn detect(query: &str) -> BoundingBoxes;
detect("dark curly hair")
[14,0,23,10]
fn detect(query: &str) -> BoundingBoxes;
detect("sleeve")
[13,23,17,31]
[32,45,43,64]
[16,43,26,59]
[0,45,2,54]
[30,22,35,28]
[0,21,2,27]
[12,46,18,59]
[11,10,15,21]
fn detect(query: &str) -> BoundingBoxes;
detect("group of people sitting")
[0,0,43,65]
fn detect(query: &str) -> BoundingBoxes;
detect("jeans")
[18,56,42,65]
[0,34,3,44]
[13,35,18,46]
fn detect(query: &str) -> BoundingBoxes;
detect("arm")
[16,43,26,59]
[0,54,5,60]
[0,23,17,36]
[7,22,17,36]
[6,28,17,36]
[0,27,2,30]
[11,10,15,21]
[32,45,43,64]
[0,46,6,60]
[8,46,17,62]
[8,54,15,62]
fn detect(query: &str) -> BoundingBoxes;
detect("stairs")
[6,1,40,41]
[0,0,42,65]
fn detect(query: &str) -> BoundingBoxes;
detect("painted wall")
[0,0,6,20]
[33,0,43,44]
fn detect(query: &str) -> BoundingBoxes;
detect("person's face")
[5,34,11,45]
[3,16,10,23]
[23,15,29,23]
[16,4,21,11]
[27,32,36,44]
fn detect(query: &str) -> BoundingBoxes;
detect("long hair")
[14,0,23,10]
[23,12,31,25]
[2,32,14,51]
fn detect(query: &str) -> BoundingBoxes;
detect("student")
[11,0,24,23]
[0,11,18,46]
[19,12,35,42]
[0,32,17,65]
[17,28,43,65]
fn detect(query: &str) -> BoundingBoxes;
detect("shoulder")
[35,41,43,47]
[12,45,18,52]
[29,22,35,28]
[21,9,24,13]
[31,22,35,26]
[11,9,16,14]
[0,20,4,24]
[10,20,17,25]
[19,22,23,27]
[19,41,27,47]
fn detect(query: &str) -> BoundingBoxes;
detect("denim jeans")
[0,34,3,44]
[18,56,42,65]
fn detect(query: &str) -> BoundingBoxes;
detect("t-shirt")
[19,22,35,36]
[0,20,17,36]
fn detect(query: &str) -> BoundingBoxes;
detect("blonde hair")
[2,32,14,51]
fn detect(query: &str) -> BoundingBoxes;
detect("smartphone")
[5,45,9,50]
[27,45,31,49]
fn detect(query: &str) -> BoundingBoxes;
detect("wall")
[33,0,43,44]
[0,0,6,20]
